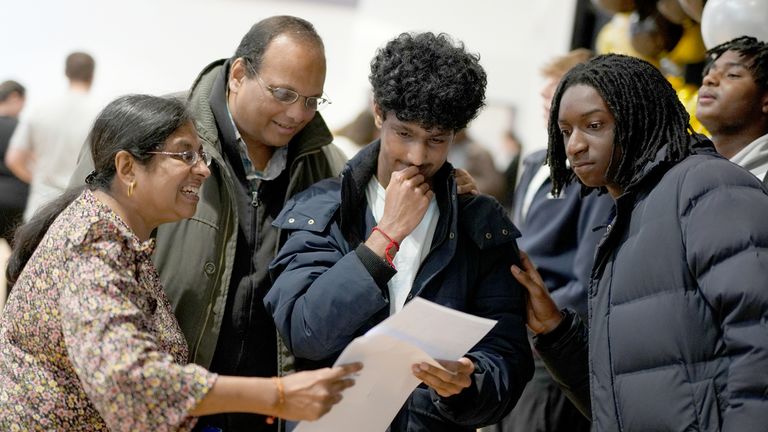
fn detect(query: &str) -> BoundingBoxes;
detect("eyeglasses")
[147,149,212,167]
[255,75,331,111]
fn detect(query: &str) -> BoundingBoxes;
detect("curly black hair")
[546,54,693,196]
[369,32,487,131]
[705,36,768,92]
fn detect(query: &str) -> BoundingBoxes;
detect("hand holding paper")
[412,357,474,397]
[294,298,497,432]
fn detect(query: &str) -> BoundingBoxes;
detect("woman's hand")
[454,168,480,195]
[512,250,563,334]
[277,362,363,421]
[411,357,474,397]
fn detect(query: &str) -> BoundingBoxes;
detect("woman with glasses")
[0,94,360,431]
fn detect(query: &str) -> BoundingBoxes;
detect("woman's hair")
[546,54,693,196]
[6,94,193,287]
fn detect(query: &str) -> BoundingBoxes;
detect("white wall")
[1,0,576,163]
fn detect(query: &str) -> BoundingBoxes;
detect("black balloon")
[592,0,637,13]
[629,10,684,57]
[678,0,706,22]
[658,0,689,24]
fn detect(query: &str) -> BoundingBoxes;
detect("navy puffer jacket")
[266,141,533,431]
[536,139,768,431]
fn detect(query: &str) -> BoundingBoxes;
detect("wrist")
[534,309,573,346]
[374,222,405,244]
[266,376,284,422]
[274,376,285,409]
[370,226,400,269]
[539,310,566,335]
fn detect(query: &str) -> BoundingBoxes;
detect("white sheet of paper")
[294,297,497,432]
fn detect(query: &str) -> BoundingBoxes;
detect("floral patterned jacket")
[0,189,216,431]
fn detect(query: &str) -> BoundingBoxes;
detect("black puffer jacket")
[536,139,768,431]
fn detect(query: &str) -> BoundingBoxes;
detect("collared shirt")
[225,102,287,195]
[365,176,439,315]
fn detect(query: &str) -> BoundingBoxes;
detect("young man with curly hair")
[265,32,533,431]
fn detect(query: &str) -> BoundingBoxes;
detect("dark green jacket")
[70,60,346,374]
[155,59,346,371]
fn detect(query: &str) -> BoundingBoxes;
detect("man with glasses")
[71,15,346,432]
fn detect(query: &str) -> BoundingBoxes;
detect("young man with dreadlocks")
[511,54,768,431]
[265,32,533,431]
[697,36,768,184]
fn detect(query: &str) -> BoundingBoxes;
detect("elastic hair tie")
[84,170,97,185]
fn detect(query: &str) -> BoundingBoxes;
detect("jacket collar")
[276,139,519,251]
[598,136,718,268]
[69,189,156,261]
[618,134,718,199]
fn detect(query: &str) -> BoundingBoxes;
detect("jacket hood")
[623,134,719,196]
[729,132,768,178]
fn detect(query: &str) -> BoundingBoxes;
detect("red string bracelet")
[372,226,400,269]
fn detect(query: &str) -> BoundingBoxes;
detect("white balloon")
[701,0,768,48]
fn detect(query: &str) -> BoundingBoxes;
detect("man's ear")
[114,150,136,190]
[229,58,248,93]
[373,103,384,128]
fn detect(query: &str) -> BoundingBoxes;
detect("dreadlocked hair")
[546,54,693,196]
[706,36,768,91]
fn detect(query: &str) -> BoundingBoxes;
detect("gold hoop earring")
[127,181,135,197]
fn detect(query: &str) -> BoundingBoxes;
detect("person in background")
[447,129,506,200]
[539,49,594,126]
[333,107,379,159]
[0,94,360,431]
[6,52,100,221]
[491,48,607,432]
[265,31,533,431]
[696,35,768,184]
[516,54,768,431]
[500,130,522,210]
[0,80,28,245]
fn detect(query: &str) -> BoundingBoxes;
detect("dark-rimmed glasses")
[255,75,331,111]
[147,150,212,167]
